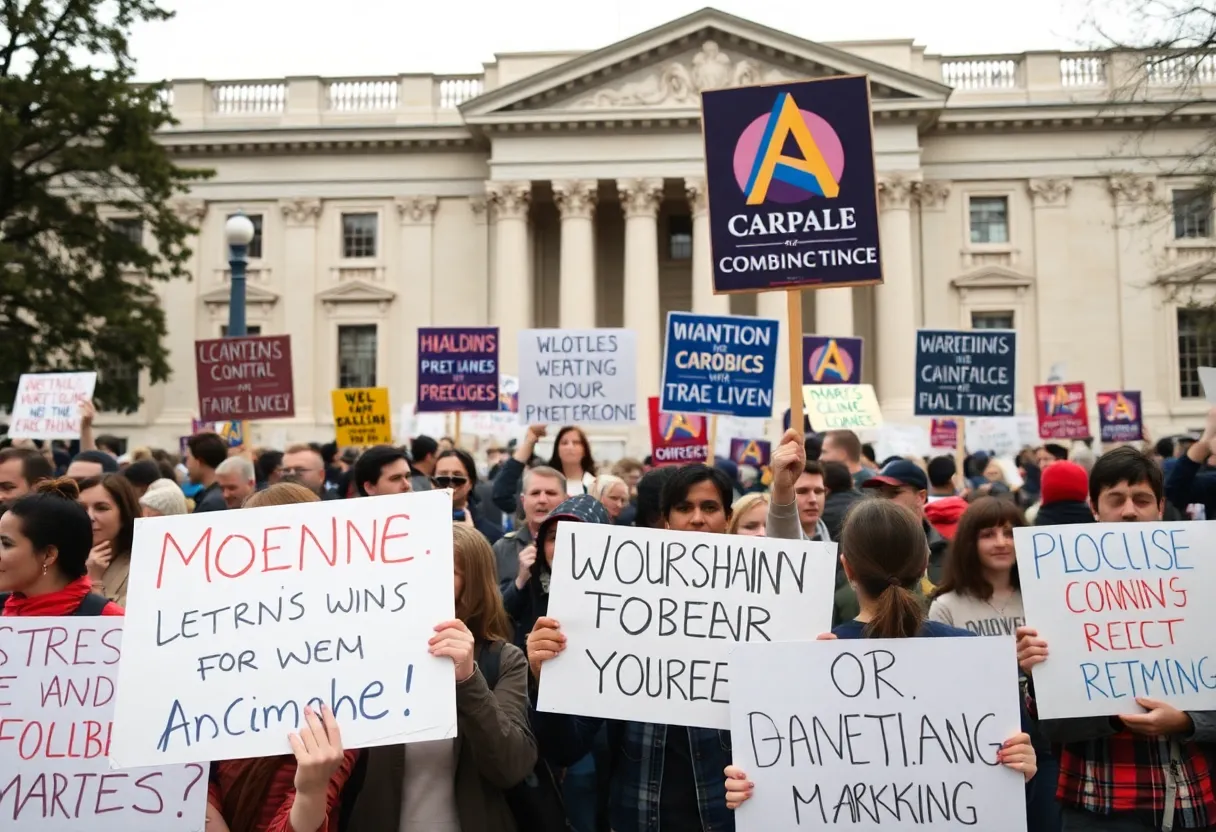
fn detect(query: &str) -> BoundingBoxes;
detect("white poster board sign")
[111,490,457,768]
[868,422,931,461]
[713,415,768,458]
[1014,521,1216,719]
[537,524,836,729]
[729,637,1026,832]
[518,329,638,425]
[0,619,206,830]
[6,372,97,440]
[964,417,1022,457]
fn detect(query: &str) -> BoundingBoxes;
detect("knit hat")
[139,479,189,516]
[536,494,612,544]
[1040,461,1088,506]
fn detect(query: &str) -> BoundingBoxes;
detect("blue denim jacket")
[530,708,735,832]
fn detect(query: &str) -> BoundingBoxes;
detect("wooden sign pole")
[787,290,805,435]
[454,412,463,449]
[955,418,967,492]
[707,414,718,464]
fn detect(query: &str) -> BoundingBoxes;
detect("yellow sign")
[803,384,884,432]
[331,387,393,446]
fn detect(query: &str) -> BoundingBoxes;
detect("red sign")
[1034,382,1090,440]
[930,418,958,449]
[647,397,710,466]
[195,335,295,422]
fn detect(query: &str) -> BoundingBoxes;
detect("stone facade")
[101,8,1216,455]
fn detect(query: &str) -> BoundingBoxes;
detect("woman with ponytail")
[203,483,358,832]
[732,438,1040,812]
[0,478,123,616]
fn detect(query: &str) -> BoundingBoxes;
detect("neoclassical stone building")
[100,7,1216,455]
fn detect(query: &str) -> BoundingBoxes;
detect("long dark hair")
[547,426,596,477]
[934,497,1025,601]
[839,498,927,639]
[7,478,93,580]
[75,473,139,557]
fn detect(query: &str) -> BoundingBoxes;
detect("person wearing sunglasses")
[433,449,503,544]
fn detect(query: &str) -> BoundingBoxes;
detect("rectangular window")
[220,325,263,337]
[111,217,144,247]
[1177,308,1216,398]
[1172,189,1211,239]
[225,213,264,258]
[341,213,378,259]
[668,215,692,260]
[968,196,1009,244]
[338,324,377,388]
[971,310,1015,330]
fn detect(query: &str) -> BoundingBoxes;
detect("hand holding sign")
[526,616,565,681]
[770,429,805,503]
[1015,626,1048,676]
[289,705,345,796]
[1119,698,1194,737]
[429,619,477,683]
[78,396,95,427]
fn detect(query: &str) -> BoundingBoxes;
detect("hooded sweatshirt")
[506,494,611,650]
[924,496,968,540]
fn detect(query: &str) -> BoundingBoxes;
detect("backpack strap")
[73,592,111,616]
[477,640,506,690]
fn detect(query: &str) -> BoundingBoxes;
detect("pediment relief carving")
[951,266,1034,298]
[201,285,279,306]
[316,280,397,304]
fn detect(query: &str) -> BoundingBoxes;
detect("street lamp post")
[224,213,256,448]
[224,213,256,338]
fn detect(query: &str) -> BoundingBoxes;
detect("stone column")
[486,181,532,373]
[553,179,599,329]
[395,196,439,402]
[279,197,323,421]
[875,174,919,419]
[154,198,208,427]
[813,288,853,336]
[686,177,730,316]
[1026,178,1073,398]
[1107,175,1164,415]
[755,291,791,413]
[618,178,664,406]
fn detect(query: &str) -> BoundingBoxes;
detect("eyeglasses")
[432,475,469,488]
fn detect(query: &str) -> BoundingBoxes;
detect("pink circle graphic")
[808,345,855,382]
[733,108,846,204]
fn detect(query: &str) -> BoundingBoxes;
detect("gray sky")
[130,0,1100,81]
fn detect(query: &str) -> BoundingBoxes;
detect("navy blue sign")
[660,312,779,418]
[700,75,882,293]
[915,329,1017,417]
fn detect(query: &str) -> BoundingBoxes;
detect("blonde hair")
[243,482,320,509]
[727,492,769,535]
[590,474,627,501]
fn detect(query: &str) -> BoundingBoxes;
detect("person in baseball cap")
[861,458,949,586]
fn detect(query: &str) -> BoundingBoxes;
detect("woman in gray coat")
[344,524,537,831]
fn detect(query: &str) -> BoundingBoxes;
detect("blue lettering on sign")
[660,312,779,419]
[1028,528,1191,580]
[1078,655,1216,700]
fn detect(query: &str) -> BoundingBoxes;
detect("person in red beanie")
[1032,460,1093,526]
[925,495,968,539]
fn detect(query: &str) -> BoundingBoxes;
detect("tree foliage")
[0,0,211,413]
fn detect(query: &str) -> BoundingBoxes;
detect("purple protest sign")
[417,327,499,413]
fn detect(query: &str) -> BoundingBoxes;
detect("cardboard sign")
[1096,390,1143,443]
[1014,521,1216,719]
[915,329,1016,418]
[331,387,392,446]
[729,638,1027,832]
[700,75,881,293]
[647,397,709,466]
[518,329,637,425]
[537,523,836,729]
[730,438,771,468]
[802,336,864,385]
[0,619,208,830]
[803,383,883,432]
[5,372,97,440]
[660,312,778,419]
[1034,383,1090,440]
[194,335,294,423]
[416,327,499,413]
[109,490,458,767]
[930,418,959,449]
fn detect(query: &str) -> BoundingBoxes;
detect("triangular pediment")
[950,266,1035,291]
[201,285,280,306]
[316,280,396,304]
[461,8,950,122]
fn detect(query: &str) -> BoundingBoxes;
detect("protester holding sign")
[0,478,122,616]
[345,524,538,832]
[1016,447,1216,831]
[724,498,1038,812]
[202,484,359,832]
[526,466,742,832]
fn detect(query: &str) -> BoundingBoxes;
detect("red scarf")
[1,576,119,616]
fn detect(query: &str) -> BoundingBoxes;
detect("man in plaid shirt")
[1018,446,1216,831]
